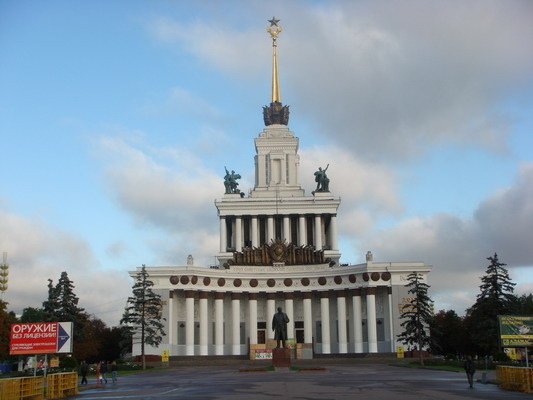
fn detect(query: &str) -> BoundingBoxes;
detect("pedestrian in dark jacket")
[101,361,108,384]
[464,356,476,389]
[80,361,89,385]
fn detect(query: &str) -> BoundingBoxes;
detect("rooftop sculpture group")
[313,164,330,193]
[224,167,241,194]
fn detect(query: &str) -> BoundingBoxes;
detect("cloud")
[141,86,222,120]
[300,146,401,236]
[148,16,265,77]
[97,135,237,266]
[147,1,533,160]
[0,208,130,326]
[360,162,533,313]
[475,163,533,266]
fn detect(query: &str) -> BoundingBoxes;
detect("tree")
[465,253,517,356]
[430,310,467,357]
[515,294,533,315]
[0,300,17,359]
[20,307,47,323]
[121,265,165,369]
[42,278,60,321]
[42,272,88,359]
[74,315,106,362]
[98,326,133,362]
[397,271,434,366]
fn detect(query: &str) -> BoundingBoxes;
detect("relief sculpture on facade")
[226,239,328,267]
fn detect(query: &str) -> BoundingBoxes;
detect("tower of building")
[216,17,341,266]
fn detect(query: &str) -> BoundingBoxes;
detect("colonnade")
[168,287,392,356]
[219,214,338,252]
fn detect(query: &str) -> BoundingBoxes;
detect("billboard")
[9,322,73,355]
[498,315,533,347]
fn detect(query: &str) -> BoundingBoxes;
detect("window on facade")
[377,318,385,341]
[240,322,246,344]
[315,321,322,343]
[177,321,186,345]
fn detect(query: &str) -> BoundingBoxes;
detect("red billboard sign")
[9,322,72,355]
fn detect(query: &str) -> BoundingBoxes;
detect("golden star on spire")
[267,17,282,41]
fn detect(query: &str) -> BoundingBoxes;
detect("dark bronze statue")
[314,164,330,192]
[224,167,241,194]
[272,307,290,348]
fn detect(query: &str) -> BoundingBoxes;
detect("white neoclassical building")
[130,18,431,360]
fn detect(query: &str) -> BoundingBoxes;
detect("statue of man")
[272,307,290,348]
[314,164,330,192]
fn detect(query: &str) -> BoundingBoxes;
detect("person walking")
[95,361,102,385]
[463,356,476,389]
[110,361,118,383]
[79,361,89,385]
[101,360,108,384]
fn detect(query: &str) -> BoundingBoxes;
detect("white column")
[232,294,241,355]
[283,216,290,242]
[337,293,347,353]
[267,216,274,243]
[219,217,226,252]
[235,216,242,251]
[199,293,208,355]
[168,291,175,347]
[303,294,313,343]
[249,294,258,345]
[352,290,363,353]
[330,215,338,251]
[320,294,331,354]
[215,293,224,355]
[251,216,258,247]
[185,293,195,356]
[267,296,276,340]
[314,215,322,250]
[298,215,307,246]
[285,296,294,340]
[366,288,378,353]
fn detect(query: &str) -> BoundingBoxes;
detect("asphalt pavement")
[73,361,530,400]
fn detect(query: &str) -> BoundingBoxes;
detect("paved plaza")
[74,361,530,400]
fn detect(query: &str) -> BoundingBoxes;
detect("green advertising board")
[498,315,533,347]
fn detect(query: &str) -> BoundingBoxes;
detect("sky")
[1,0,532,326]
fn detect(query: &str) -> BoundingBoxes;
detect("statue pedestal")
[272,348,291,368]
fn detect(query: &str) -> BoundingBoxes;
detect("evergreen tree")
[516,293,533,315]
[42,272,88,358]
[121,265,165,369]
[430,310,467,357]
[20,307,47,323]
[397,271,434,365]
[465,253,517,356]
[55,272,85,322]
[42,278,60,321]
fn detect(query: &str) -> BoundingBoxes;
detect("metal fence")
[496,365,533,393]
[0,372,78,400]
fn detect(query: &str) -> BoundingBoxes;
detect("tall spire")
[263,17,290,126]
[267,17,282,103]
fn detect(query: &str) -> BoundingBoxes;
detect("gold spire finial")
[267,17,282,103]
